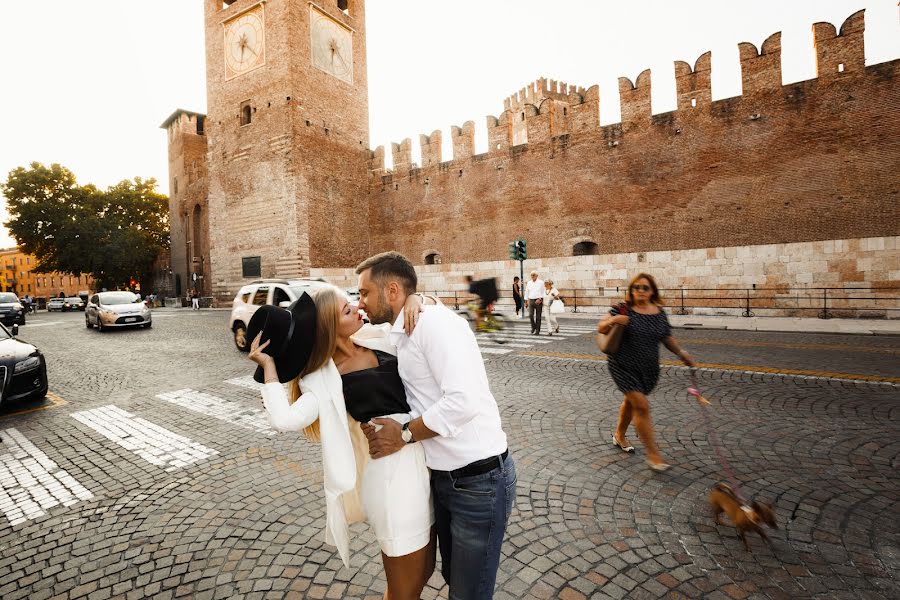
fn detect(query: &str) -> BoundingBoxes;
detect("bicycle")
[459,302,507,341]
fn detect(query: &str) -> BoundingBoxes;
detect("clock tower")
[204,0,369,298]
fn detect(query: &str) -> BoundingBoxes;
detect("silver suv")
[229,279,333,351]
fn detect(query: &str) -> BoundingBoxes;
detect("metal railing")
[423,286,900,319]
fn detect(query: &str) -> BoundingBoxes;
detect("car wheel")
[233,323,249,352]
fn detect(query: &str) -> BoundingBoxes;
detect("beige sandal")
[612,434,635,453]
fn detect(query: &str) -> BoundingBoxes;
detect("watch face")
[310,6,353,84]
[224,8,265,79]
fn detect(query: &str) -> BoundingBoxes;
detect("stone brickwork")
[161,110,209,298]
[201,0,370,303]
[312,235,900,317]
[166,5,899,309]
[367,11,899,266]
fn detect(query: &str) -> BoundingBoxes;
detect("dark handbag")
[597,302,628,354]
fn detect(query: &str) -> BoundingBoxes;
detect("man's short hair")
[355,251,418,294]
[530,271,538,276]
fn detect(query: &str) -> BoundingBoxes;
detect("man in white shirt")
[356,251,516,600]
[524,270,545,335]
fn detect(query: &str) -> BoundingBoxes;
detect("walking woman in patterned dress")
[597,273,696,471]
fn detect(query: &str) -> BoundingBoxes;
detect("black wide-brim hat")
[246,292,317,384]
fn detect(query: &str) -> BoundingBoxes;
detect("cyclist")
[465,276,499,331]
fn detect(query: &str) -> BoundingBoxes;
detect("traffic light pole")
[519,258,525,319]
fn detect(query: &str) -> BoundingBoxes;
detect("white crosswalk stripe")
[474,321,594,358]
[155,389,275,437]
[71,406,218,472]
[0,428,93,526]
[225,375,288,393]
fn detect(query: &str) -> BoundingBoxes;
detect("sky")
[0,0,898,249]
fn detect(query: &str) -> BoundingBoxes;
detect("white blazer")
[261,323,397,568]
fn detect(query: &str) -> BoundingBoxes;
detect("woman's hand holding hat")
[248,333,280,384]
[248,333,274,368]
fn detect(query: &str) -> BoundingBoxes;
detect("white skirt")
[360,419,434,557]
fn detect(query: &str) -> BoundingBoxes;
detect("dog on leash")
[709,482,777,551]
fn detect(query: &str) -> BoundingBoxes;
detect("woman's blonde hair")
[287,285,345,442]
[624,272,664,306]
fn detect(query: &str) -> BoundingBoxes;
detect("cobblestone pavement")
[0,310,897,599]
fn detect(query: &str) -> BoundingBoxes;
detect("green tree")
[1,162,169,290]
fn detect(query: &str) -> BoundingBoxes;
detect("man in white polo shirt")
[356,251,516,600]
[524,270,545,335]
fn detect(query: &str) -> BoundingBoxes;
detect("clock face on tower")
[224,6,266,80]
[310,6,353,84]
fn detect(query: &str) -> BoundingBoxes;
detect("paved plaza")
[0,309,897,599]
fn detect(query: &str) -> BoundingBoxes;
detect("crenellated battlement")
[503,77,587,113]
[371,9,894,183]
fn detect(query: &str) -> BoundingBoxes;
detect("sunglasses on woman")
[630,284,652,292]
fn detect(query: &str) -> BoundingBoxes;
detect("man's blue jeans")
[431,453,516,599]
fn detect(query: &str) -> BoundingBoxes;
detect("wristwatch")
[401,422,414,444]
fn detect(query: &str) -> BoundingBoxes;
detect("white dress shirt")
[525,278,545,300]
[390,305,507,471]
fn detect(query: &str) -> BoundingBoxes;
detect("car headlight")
[13,303,22,311]
[14,356,40,374]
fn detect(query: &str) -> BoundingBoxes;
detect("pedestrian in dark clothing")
[512,276,522,317]
[597,273,695,471]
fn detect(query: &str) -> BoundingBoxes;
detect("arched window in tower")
[572,241,599,256]
[337,0,349,14]
[424,253,441,265]
[240,102,252,126]
[192,205,204,264]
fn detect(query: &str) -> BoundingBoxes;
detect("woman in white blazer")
[248,286,436,600]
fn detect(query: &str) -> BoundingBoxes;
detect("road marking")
[155,389,275,437]
[681,338,900,355]
[517,351,900,385]
[20,321,65,328]
[480,347,514,355]
[0,391,68,420]
[225,375,289,393]
[71,406,218,472]
[0,428,93,526]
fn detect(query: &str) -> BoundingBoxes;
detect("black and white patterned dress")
[607,304,672,394]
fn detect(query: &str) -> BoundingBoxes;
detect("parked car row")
[0,290,151,409]
[47,297,85,312]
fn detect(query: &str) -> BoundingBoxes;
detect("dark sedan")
[0,293,26,326]
[0,324,47,403]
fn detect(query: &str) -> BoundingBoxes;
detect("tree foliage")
[1,162,169,289]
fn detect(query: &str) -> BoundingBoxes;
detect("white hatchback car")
[229,279,334,351]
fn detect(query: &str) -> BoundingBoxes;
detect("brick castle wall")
[366,11,899,266]
[168,6,899,310]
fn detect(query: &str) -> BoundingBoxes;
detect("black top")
[341,349,411,423]
[606,304,672,395]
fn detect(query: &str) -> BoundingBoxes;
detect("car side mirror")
[11,324,18,337]
[278,301,291,308]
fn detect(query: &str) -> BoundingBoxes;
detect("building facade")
[163,3,899,309]
[0,248,95,300]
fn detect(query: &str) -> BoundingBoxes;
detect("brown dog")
[709,483,777,551]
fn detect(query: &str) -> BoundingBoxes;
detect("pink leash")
[688,369,748,504]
